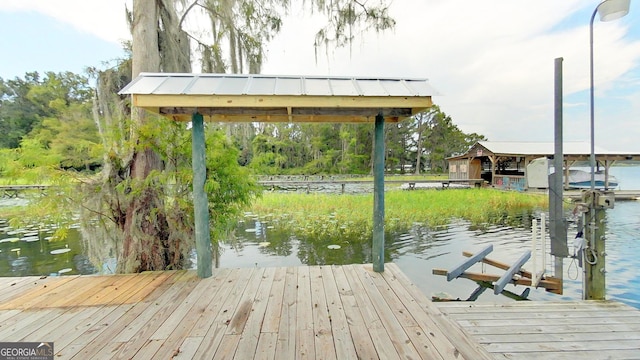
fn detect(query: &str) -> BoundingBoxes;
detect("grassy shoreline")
[247,188,549,240]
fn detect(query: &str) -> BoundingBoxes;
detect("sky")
[1,0,639,152]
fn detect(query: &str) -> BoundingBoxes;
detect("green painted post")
[192,113,212,278]
[373,113,385,272]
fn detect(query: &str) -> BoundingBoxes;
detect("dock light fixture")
[589,0,630,191]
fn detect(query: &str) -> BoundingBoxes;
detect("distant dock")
[0,185,48,198]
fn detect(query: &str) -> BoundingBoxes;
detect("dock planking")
[0,264,495,359]
[437,301,640,359]
[1,264,639,359]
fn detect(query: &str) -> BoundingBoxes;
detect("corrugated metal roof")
[448,141,640,163]
[477,141,613,155]
[119,73,437,97]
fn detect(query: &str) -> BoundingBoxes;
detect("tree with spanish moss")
[85,0,395,273]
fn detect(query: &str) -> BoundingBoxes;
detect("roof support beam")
[373,112,385,272]
[192,112,213,278]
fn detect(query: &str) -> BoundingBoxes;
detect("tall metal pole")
[589,6,598,193]
[192,112,213,278]
[372,113,385,272]
[550,58,567,288]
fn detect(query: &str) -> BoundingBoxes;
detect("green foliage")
[249,189,549,242]
[64,111,263,272]
[0,72,92,149]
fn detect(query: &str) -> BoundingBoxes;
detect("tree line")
[0,71,484,175]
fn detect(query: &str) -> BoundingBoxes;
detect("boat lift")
[432,215,563,300]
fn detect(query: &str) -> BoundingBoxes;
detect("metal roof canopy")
[120,72,437,278]
[119,73,436,123]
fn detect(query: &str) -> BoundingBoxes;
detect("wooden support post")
[373,113,385,272]
[584,190,607,300]
[493,250,531,295]
[192,113,212,278]
[447,244,493,281]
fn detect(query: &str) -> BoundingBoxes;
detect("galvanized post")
[373,113,385,272]
[192,113,212,278]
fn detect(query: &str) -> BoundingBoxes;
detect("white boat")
[567,170,619,189]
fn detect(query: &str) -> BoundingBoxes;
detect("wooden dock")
[0,263,491,359]
[0,185,49,198]
[1,264,639,359]
[437,301,640,359]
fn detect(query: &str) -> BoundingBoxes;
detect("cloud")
[2,0,639,151]
[0,0,130,43]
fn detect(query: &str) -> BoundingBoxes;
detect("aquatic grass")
[248,188,549,240]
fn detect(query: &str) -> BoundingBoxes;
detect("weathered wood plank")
[309,266,336,360]
[79,271,199,359]
[0,276,56,303]
[378,266,457,359]
[485,338,640,353]
[274,266,298,359]
[454,315,640,328]
[172,337,204,360]
[149,269,235,359]
[1,309,67,341]
[385,263,494,360]
[438,300,634,312]
[213,334,241,360]
[234,267,276,359]
[295,266,315,360]
[321,265,357,359]
[459,323,640,336]
[444,310,640,321]
[65,304,136,359]
[254,333,278,360]
[354,264,422,359]
[0,275,79,309]
[189,268,243,337]
[130,339,164,360]
[500,349,640,360]
[192,268,257,358]
[226,268,266,336]
[472,330,640,344]
[4,265,640,359]
[342,265,400,360]
[331,266,378,360]
[260,267,286,333]
[111,271,194,342]
[48,275,132,308]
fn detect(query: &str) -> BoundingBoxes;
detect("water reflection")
[3,202,640,309]
[0,219,96,277]
[221,206,640,309]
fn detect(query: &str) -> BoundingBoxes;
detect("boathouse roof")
[119,73,437,123]
[450,141,640,162]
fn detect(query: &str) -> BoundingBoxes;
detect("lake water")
[1,167,639,308]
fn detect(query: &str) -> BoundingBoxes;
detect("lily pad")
[22,236,40,242]
[50,248,71,255]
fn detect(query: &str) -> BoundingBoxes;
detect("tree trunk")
[118,0,170,273]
